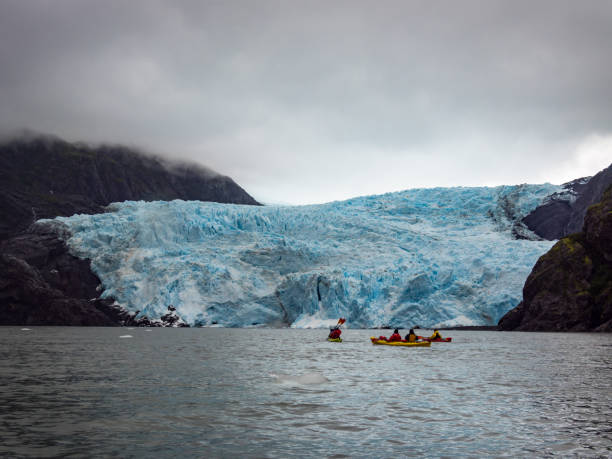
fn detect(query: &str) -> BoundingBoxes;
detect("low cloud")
[1,0,611,203]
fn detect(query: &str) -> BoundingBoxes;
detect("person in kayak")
[388,329,402,341]
[429,329,442,340]
[328,327,342,340]
[405,328,418,342]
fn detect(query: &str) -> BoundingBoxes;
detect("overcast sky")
[1,0,611,204]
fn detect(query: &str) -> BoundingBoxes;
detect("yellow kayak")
[370,337,431,347]
[327,337,342,342]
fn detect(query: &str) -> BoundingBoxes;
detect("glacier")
[41,184,561,328]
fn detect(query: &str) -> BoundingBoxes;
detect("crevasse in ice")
[43,184,560,328]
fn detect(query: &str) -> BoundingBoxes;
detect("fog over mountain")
[1,1,611,203]
[0,134,259,240]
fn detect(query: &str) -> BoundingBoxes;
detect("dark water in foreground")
[1,328,611,458]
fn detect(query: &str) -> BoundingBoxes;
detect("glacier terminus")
[41,184,562,328]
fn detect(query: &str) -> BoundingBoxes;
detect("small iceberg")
[271,372,329,385]
[21,328,31,331]
[119,335,133,338]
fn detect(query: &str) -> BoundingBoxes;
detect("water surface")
[1,328,611,457]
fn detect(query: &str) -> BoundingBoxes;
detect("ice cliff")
[42,184,561,328]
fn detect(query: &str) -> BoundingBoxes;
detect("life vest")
[430,331,442,339]
[389,333,402,342]
[407,333,417,342]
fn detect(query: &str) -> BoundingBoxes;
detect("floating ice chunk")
[21,328,31,331]
[271,372,330,385]
[119,335,133,338]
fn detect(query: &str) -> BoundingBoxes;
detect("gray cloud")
[1,0,611,203]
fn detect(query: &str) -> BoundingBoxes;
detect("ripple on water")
[1,329,612,458]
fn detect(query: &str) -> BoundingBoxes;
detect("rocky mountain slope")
[0,135,259,240]
[499,185,612,331]
[522,163,612,240]
[0,224,132,325]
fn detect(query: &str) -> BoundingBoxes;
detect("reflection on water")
[1,328,611,457]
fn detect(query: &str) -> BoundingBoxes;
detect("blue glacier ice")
[41,184,561,328]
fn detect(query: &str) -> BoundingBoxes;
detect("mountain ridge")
[0,134,260,240]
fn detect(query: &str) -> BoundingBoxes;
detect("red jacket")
[389,333,402,342]
[329,329,341,339]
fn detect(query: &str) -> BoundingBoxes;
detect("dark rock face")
[0,224,190,326]
[0,135,260,240]
[522,163,612,240]
[0,224,140,325]
[584,192,612,263]
[521,199,573,240]
[499,186,612,331]
[159,305,189,327]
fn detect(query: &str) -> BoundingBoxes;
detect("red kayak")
[418,336,452,342]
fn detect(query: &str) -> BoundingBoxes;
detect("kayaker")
[405,328,418,342]
[328,327,341,339]
[429,329,442,340]
[388,329,402,341]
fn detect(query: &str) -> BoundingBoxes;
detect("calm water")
[1,328,611,458]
